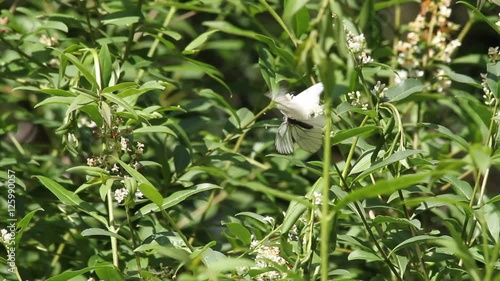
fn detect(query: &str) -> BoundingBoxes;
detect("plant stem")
[320,97,333,281]
[258,0,297,47]
[126,205,143,279]
[107,188,119,267]
[161,210,195,252]
[135,6,177,83]
[340,115,369,185]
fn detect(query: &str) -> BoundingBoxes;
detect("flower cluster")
[348,91,368,110]
[0,229,13,244]
[481,73,496,106]
[395,0,461,92]
[371,81,388,99]
[345,27,373,65]
[114,187,129,204]
[488,47,500,62]
[249,240,288,281]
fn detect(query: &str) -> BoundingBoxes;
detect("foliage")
[0,0,499,280]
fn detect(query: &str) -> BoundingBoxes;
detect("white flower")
[360,52,374,64]
[133,161,141,170]
[67,133,78,146]
[135,191,144,200]
[263,216,275,225]
[114,188,129,203]
[111,164,120,173]
[251,243,288,280]
[371,81,388,98]
[136,142,145,153]
[0,229,12,243]
[87,157,97,167]
[312,191,322,205]
[120,137,130,152]
[78,116,97,128]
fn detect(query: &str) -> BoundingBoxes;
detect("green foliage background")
[0,0,499,280]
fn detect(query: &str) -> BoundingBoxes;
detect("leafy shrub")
[0,1,499,280]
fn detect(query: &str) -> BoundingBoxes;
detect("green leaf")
[229,107,255,129]
[102,11,141,26]
[55,49,99,89]
[35,176,108,227]
[468,143,491,174]
[421,123,469,150]
[99,44,112,88]
[40,20,68,32]
[133,125,177,137]
[442,175,472,200]
[15,208,44,246]
[374,0,419,11]
[66,166,109,177]
[291,4,309,37]
[388,235,436,257]
[352,149,424,181]
[486,61,500,99]
[231,180,312,206]
[283,0,309,26]
[138,183,163,207]
[224,222,252,245]
[95,262,125,281]
[331,126,379,145]
[13,86,76,97]
[203,21,258,40]
[81,228,131,247]
[203,257,254,274]
[46,265,116,281]
[133,183,221,219]
[35,96,75,108]
[35,176,83,206]
[385,78,424,102]
[348,249,382,262]
[102,92,138,120]
[199,89,239,123]
[334,173,433,211]
[184,30,219,53]
[114,158,162,206]
[174,145,191,175]
[99,101,112,128]
[445,69,481,87]
[66,93,98,116]
[373,216,421,229]
[102,82,138,94]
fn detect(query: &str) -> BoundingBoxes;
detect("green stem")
[135,6,177,83]
[353,202,403,280]
[107,188,119,267]
[340,115,369,185]
[161,210,195,252]
[258,0,297,47]
[220,102,274,145]
[126,205,143,279]
[320,97,333,281]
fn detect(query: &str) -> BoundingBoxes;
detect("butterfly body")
[270,83,325,154]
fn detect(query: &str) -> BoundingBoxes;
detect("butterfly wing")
[292,82,324,106]
[273,83,324,120]
[275,121,294,154]
[289,121,323,153]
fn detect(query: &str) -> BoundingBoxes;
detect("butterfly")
[268,83,325,154]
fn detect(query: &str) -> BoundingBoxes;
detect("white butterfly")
[268,83,325,154]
